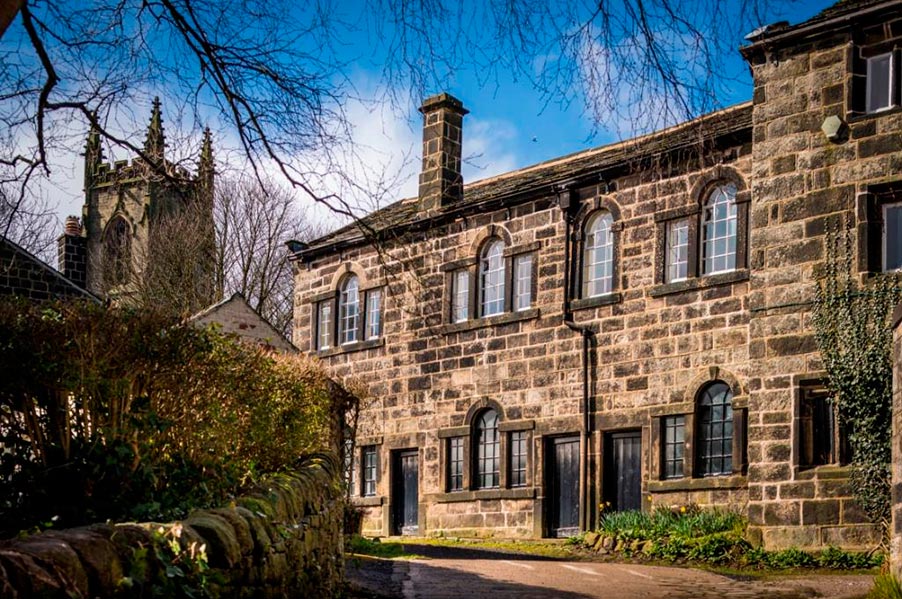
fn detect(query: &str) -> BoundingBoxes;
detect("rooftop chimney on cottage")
[418,93,468,213]
[58,215,87,289]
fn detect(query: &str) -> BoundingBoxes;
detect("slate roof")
[0,236,100,302]
[299,102,753,259]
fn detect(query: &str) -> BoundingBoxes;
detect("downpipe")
[559,189,595,533]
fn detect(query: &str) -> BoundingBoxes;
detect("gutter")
[559,185,596,534]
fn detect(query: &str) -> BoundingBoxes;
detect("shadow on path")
[345,555,592,599]
[396,541,570,562]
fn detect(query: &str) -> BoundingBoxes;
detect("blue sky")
[48,0,838,230]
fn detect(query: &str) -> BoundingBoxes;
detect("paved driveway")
[346,542,873,599]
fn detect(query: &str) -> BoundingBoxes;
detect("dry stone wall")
[0,454,344,598]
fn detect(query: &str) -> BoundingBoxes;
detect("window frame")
[696,381,734,478]
[513,253,535,312]
[479,239,507,317]
[858,183,902,274]
[364,288,383,340]
[700,183,739,276]
[447,436,465,492]
[882,201,902,272]
[661,415,686,480]
[316,300,333,351]
[653,173,749,289]
[474,409,501,489]
[451,268,471,323]
[665,218,690,283]
[866,51,895,114]
[508,430,528,488]
[361,445,378,497]
[798,382,850,469]
[581,210,615,298]
[312,272,384,352]
[338,275,360,345]
[102,215,132,288]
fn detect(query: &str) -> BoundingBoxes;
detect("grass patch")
[410,536,579,559]
[869,572,902,599]
[346,535,419,559]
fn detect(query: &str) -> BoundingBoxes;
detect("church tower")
[58,100,216,314]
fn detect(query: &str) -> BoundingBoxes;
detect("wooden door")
[548,436,580,537]
[392,450,419,535]
[604,431,642,512]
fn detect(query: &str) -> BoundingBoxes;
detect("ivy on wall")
[812,225,902,527]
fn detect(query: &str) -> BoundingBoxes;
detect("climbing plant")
[812,223,902,527]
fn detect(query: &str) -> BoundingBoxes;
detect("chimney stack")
[418,93,468,213]
[58,216,87,289]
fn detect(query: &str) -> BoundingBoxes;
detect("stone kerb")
[0,453,344,598]
[891,303,902,579]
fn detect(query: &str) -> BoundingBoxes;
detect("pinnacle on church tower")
[199,127,214,179]
[197,127,215,203]
[144,97,166,162]
[83,115,104,191]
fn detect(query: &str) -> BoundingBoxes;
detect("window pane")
[362,446,377,497]
[317,301,332,350]
[480,240,505,316]
[583,212,614,297]
[666,219,689,282]
[339,276,359,344]
[510,431,527,487]
[448,437,464,491]
[697,382,733,476]
[702,184,738,275]
[885,203,902,271]
[514,254,533,311]
[476,410,500,488]
[452,270,470,322]
[800,384,840,468]
[662,415,685,479]
[867,53,894,113]
[366,289,382,339]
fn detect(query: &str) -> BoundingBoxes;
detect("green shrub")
[763,547,818,569]
[0,300,349,537]
[593,506,879,571]
[598,506,743,542]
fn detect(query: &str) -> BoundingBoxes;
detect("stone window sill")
[439,308,540,335]
[433,487,536,503]
[649,269,749,298]
[795,464,851,480]
[847,105,902,124]
[315,337,384,357]
[351,496,384,507]
[571,293,622,311]
[647,474,747,492]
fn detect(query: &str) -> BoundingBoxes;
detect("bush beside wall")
[0,454,344,598]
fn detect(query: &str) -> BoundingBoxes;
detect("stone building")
[291,0,902,549]
[57,99,216,309]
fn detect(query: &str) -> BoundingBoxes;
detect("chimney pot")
[64,215,83,236]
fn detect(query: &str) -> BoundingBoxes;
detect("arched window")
[102,216,131,287]
[479,239,505,316]
[338,275,359,345]
[583,211,614,297]
[697,381,733,476]
[701,184,738,275]
[475,409,500,489]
